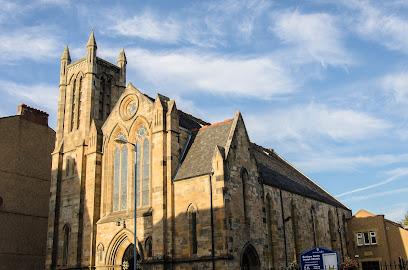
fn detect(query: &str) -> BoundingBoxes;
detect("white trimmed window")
[370,231,377,245]
[363,232,370,245]
[356,232,363,246]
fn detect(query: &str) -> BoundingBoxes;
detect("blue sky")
[1,0,408,222]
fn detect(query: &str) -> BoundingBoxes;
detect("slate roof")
[178,110,210,131]
[251,143,348,209]
[174,119,233,181]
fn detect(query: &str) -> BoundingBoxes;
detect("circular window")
[119,94,139,120]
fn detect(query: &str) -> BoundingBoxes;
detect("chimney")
[17,104,49,126]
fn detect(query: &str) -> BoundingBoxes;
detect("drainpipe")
[280,189,288,267]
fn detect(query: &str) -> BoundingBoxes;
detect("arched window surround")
[62,223,71,266]
[145,236,153,258]
[241,168,250,224]
[187,204,198,255]
[112,133,129,212]
[265,194,275,269]
[291,200,299,262]
[131,122,150,208]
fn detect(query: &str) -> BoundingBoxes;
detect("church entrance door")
[240,244,260,270]
[121,244,141,270]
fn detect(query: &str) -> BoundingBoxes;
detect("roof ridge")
[178,110,210,127]
[192,118,233,131]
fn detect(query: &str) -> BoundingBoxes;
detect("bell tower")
[46,30,127,270]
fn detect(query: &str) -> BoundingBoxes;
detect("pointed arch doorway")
[121,244,141,270]
[240,244,260,270]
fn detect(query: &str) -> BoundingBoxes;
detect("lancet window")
[135,125,150,207]
[113,134,128,212]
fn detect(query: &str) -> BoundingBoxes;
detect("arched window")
[266,196,274,268]
[71,79,76,132]
[97,243,104,262]
[63,224,70,266]
[291,201,299,262]
[76,77,82,129]
[328,210,336,250]
[106,79,111,118]
[242,169,249,224]
[65,158,70,177]
[188,206,198,255]
[135,125,150,207]
[113,143,128,212]
[99,78,105,120]
[311,207,317,247]
[145,237,152,258]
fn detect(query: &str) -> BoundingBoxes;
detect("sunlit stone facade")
[45,32,351,270]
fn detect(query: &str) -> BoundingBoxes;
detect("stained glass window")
[113,148,120,212]
[142,139,149,206]
[137,125,147,139]
[121,146,128,210]
[136,142,141,207]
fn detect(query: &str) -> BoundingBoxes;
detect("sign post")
[300,247,339,270]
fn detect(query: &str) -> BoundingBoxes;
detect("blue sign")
[300,247,339,270]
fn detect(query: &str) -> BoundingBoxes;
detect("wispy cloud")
[0,26,62,62]
[343,0,408,54]
[343,187,408,203]
[109,11,181,44]
[0,80,58,111]
[247,103,391,143]
[382,72,408,103]
[337,167,408,197]
[122,48,295,99]
[272,10,352,67]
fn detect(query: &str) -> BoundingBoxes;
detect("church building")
[45,31,352,270]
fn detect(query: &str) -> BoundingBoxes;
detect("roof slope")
[174,119,233,181]
[251,143,348,209]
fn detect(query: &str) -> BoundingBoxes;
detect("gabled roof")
[174,119,234,181]
[251,143,349,209]
[354,209,375,218]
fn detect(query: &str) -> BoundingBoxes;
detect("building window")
[113,144,128,212]
[370,231,377,245]
[145,237,152,258]
[311,207,317,247]
[356,232,363,246]
[187,205,198,255]
[291,201,299,261]
[76,77,82,129]
[192,209,198,254]
[242,169,249,224]
[363,232,370,245]
[357,231,377,246]
[328,210,336,250]
[71,79,76,132]
[63,224,70,266]
[266,196,274,268]
[135,125,150,207]
[97,243,104,262]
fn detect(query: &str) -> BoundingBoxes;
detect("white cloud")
[343,0,408,54]
[382,72,408,103]
[246,103,391,143]
[0,26,61,62]
[272,10,351,67]
[337,167,408,197]
[0,80,58,111]
[109,11,181,43]
[123,48,295,99]
[382,203,408,222]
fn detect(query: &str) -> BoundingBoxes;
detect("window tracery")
[113,133,128,212]
[135,125,150,207]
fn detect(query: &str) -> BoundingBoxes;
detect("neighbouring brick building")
[0,104,55,270]
[45,31,352,270]
[345,209,408,270]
